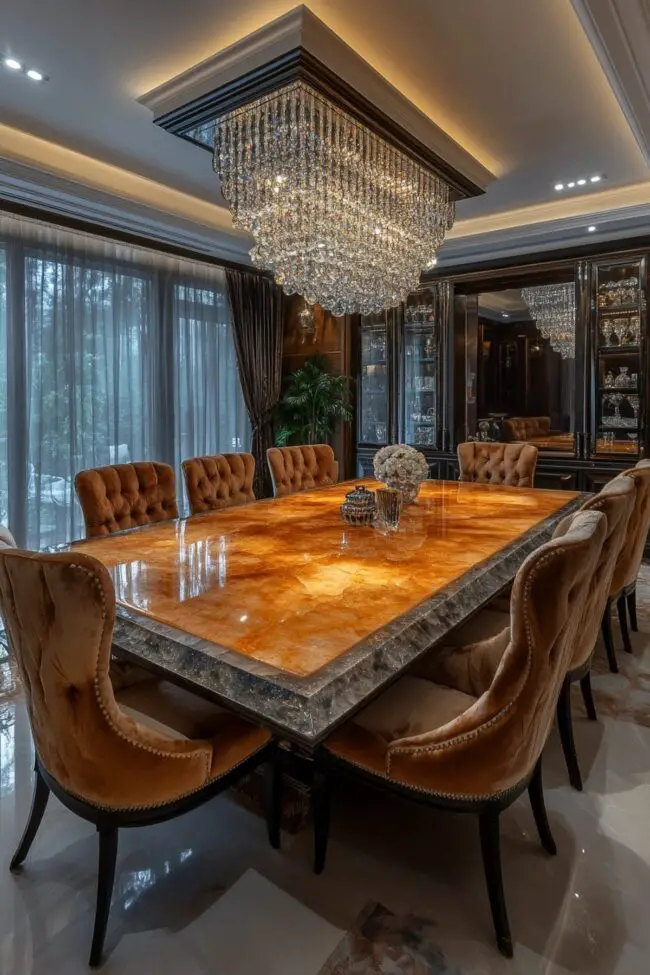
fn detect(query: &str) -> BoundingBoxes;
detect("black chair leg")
[580,672,597,722]
[617,594,633,654]
[10,764,50,870]
[557,678,583,792]
[601,604,618,674]
[527,757,557,856]
[89,827,118,968]
[478,813,513,958]
[313,769,331,876]
[265,756,282,851]
[627,586,638,633]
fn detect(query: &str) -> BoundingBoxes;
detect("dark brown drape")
[226,270,284,497]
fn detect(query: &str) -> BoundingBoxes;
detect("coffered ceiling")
[1,0,650,265]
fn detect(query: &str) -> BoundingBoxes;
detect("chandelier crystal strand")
[214,81,455,316]
[521,283,576,359]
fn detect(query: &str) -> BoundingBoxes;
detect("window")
[173,283,249,472]
[0,215,250,549]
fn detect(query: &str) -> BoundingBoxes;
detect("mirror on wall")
[474,284,576,454]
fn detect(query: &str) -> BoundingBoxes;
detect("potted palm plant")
[275,355,353,446]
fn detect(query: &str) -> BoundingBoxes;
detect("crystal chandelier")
[214,82,455,316]
[521,283,576,359]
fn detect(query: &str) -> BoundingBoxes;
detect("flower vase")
[386,479,421,505]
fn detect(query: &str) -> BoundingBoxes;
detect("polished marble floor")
[1,570,650,974]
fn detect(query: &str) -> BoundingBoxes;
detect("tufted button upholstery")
[74,462,178,538]
[182,453,256,516]
[267,445,339,498]
[503,417,551,441]
[610,459,650,593]
[457,442,538,488]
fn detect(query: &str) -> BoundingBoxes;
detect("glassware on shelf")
[604,369,615,387]
[614,366,631,387]
[597,276,639,308]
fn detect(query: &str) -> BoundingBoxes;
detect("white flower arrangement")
[373,444,429,484]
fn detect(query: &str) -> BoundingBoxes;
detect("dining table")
[67,479,585,751]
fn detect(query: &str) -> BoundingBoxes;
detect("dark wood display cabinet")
[354,242,650,503]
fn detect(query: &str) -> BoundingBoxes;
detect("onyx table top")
[69,479,585,746]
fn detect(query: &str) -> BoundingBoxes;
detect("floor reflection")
[1,574,650,973]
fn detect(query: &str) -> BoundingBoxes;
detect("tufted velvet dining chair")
[457,442,538,488]
[549,475,635,788]
[266,445,339,498]
[299,509,606,958]
[182,453,256,516]
[600,459,650,670]
[0,548,276,966]
[75,462,179,538]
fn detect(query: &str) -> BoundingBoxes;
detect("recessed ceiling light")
[567,182,576,188]
[591,175,601,183]
[4,57,22,70]
[502,312,510,318]
[554,183,564,191]
[26,69,43,81]
[577,178,587,186]
[588,225,597,232]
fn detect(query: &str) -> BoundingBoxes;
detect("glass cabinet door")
[359,315,389,445]
[403,295,439,448]
[592,258,645,459]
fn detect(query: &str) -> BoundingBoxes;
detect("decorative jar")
[340,485,377,526]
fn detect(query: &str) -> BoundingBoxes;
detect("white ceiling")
[1,0,650,262]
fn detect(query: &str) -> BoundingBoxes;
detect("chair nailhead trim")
[386,547,561,777]
[69,563,211,780]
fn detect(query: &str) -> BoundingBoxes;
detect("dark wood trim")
[423,235,650,286]
[154,48,483,201]
[0,198,263,277]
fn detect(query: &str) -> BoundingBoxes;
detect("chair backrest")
[267,445,339,498]
[75,462,178,537]
[182,453,256,516]
[457,441,538,487]
[610,459,650,594]
[503,417,550,441]
[0,549,214,809]
[389,509,606,797]
[553,475,635,671]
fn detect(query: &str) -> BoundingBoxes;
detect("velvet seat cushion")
[183,453,255,516]
[325,510,606,800]
[457,442,539,488]
[267,445,339,498]
[115,678,270,778]
[75,462,178,537]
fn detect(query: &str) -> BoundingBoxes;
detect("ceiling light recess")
[2,55,46,80]
[554,174,604,192]
[142,6,488,316]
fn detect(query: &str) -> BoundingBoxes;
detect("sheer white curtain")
[0,212,250,549]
